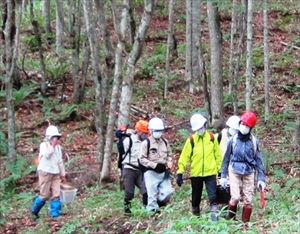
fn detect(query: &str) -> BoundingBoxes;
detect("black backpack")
[116,130,133,169]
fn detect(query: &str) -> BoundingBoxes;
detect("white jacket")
[37,141,65,176]
[122,133,141,170]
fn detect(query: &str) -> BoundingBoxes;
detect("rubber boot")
[50,200,62,218]
[242,205,252,231]
[192,206,200,216]
[124,201,131,214]
[210,204,219,222]
[157,200,167,207]
[227,203,238,220]
[31,196,46,219]
[142,193,148,207]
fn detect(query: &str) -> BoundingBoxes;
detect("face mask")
[152,131,163,139]
[239,124,250,135]
[228,128,238,136]
[197,127,205,136]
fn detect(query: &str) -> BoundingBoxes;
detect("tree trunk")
[294,113,300,153]
[94,0,114,68]
[55,0,64,56]
[207,0,223,123]
[128,0,136,45]
[82,0,105,168]
[185,0,201,94]
[100,0,129,182]
[263,0,270,121]
[78,39,90,103]
[30,0,47,95]
[4,0,23,163]
[118,0,154,127]
[164,0,175,99]
[245,0,253,111]
[42,0,51,33]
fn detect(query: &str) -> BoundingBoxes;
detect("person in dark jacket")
[220,112,266,231]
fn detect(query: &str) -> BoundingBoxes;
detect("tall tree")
[55,0,64,55]
[263,0,270,121]
[82,0,105,166]
[245,0,253,111]
[185,0,201,94]
[164,0,176,99]
[4,0,23,163]
[117,0,155,127]
[294,113,300,153]
[100,0,129,182]
[207,0,223,123]
[42,0,51,33]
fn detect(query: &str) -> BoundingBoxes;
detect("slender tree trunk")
[294,113,300,153]
[128,0,136,45]
[4,0,23,163]
[94,0,114,68]
[42,0,51,33]
[118,0,154,126]
[55,0,64,55]
[100,1,129,182]
[207,0,223,123]
[30,0,47,95]
[263,0,270,121]
[164,0,175,99]
[245,0,253,111]
[185,0,201,94]
[78,39,90,103]
[82,0,105,168]
[228,0,237,95]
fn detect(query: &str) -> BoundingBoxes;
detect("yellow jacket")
[177,131,222,177]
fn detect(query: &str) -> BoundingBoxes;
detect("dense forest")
[0,0,299,233]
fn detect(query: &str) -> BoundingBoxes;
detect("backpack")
[138,137,168,172]
[116,131,133,169]
[189,132,215,158]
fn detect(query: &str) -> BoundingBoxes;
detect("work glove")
[176,174,183,187]
[154,163,166,173]
[257,181,266,190]
[219,178,228,188]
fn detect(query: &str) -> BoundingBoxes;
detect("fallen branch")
[280,41,300,50]
[271,160,300,166]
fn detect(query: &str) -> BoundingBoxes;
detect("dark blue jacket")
[221,132,265,182]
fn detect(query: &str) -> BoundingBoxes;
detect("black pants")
[191,175,217,208]
[123,168,147,203]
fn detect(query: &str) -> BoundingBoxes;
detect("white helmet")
[45,125,61,138]
[148,117,164,131]
[190,114,207,131]
[226,115,240,130]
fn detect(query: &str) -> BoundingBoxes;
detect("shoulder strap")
[146,138,150,156]
[161,137,168,148]
[122,136,133,162]
[189,135,194,158]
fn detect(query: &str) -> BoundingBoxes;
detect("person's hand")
[176,174,183,187]
[219,178,228,188]
[257,181,266,190]
[154,163,166,173]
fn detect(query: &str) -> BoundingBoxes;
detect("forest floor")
[0,2,300,234]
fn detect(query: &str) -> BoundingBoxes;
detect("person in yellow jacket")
[176,114,222,220]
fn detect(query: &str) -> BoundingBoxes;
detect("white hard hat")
[45,125,61,138]
[226,115,240,130]
[190,114,207,131]
[148,117,164,131]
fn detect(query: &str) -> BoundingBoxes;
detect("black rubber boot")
[124,201,131,214]
[142,193,148,207]
[192,206,200,216]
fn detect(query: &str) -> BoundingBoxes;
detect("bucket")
[60,184,77,204]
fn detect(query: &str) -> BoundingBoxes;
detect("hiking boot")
[192,206,200,216]
[124,202,131,214]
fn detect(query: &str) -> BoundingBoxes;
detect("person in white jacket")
[31,125,66,219]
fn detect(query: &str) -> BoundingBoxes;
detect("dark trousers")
[191,175,217,208]
[123,168,147,203]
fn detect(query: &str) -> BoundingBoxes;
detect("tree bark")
[294,113,300,153]
[42,0,51,33]
[185,0,201,94]
[164,0,175,99]
[263,0,270,121]
[245,0,253,111]
[82,0,105,168]
[207,0,223,123]
[94,0,114,68]
[4,0,23,163]
[118,0,154,127]
[128,0,136,45]
[55,0,64,56]
[100,0,128,182]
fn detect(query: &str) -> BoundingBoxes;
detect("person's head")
[190,113,208,136]
[148,117,164,139]
[45,125,61,142]
[135,120,149,140]
[226,115,240,136]
[239,112,257,135]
